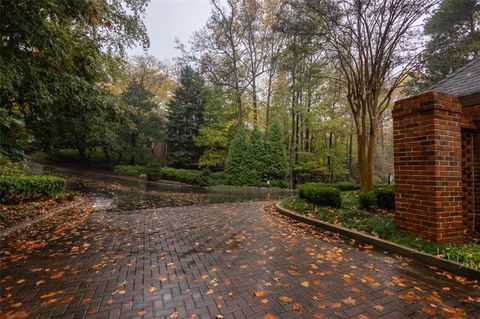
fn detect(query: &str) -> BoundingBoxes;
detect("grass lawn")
[281,193,480,270]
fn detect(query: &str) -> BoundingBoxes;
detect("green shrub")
[298,181,359,192]
[160,167,210,186]
[333,182,360,191]
[0,175,66,204]
[270,179,289,188]
[0,155,27,176]
[359,192,376,210]
[374,185,395,210]
[298,183,342,208]
[146,162,162,181]
[114,165,146,177]
[210,171,229,186]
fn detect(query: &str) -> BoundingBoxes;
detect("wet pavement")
[29,164,293,211]
[1,167,480,319]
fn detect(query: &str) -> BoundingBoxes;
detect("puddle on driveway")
[30,163,294,211]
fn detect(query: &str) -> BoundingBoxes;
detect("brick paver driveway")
[1,201,479,319]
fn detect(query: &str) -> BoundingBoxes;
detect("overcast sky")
[128,0,212,63]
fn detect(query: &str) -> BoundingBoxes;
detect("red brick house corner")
[393,59,480,243]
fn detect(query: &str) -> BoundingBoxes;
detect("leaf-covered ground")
[1,201,479,319]
[0,195,79,229]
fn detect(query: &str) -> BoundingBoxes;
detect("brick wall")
[393,92,464,243]
[463,104,480,233]
[461,130,475,233]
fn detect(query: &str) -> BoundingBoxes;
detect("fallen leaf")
[62,296,74,303]
[50,272,64,279]
[292,303,303,311]
[301,281,309,287]
[383,290,394,296]
[253,290,265,297]
[373,305,384,312]
[0,310,29,319]
[138,310,146,317]
[399,292,417,302]
[42,298,59,306]
[40,291,64,299]
[263,314,276,319]
[343,296,356,305]
[422,306,437,316]
[331,302,342,309]
[279,296,293,303]
[260,298,269,304]
[442,307,464,319]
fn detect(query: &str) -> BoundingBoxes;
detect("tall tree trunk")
[289,80,296,189]
[78,147,86,162]
[265,72,273,135]
[252,78,258,124]
[327,132,333,183]
[348,133,353,180]
[366,122,377,191]
[236,89,243,124]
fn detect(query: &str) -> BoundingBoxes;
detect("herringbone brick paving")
[1,201,479,318]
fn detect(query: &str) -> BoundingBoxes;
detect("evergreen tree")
[165,66,205,168]
[264,118,289,181]
[409,0,480,93]
[225,126,248,186]
[195,86,236,170]
[243,127,266,185]
[116,80,159,165]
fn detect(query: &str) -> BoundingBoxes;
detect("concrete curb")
[0,197,87,239]
[275,203,480,281]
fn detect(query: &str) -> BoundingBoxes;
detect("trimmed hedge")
[210,171,229,186]
[0,175,66,204]
[160,167,210,186]
[334,182,360,191]
[298,183,342,208]
[300,181,359,192]
[374,185,395,210]
[270,179,289,189]
[146,162,162,181]
[359,192,376,210]
[114,165,146,177]
[145,164,210,186]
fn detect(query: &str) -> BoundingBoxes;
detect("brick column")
[464,104,480,233]
[393,92,464,243]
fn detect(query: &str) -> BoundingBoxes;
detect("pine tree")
[165,66,205,168]
[264,118,289,181]
[409,0,480,93]
[225,126,248,186]
[118,80,159,165]
[243,127,266,185]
